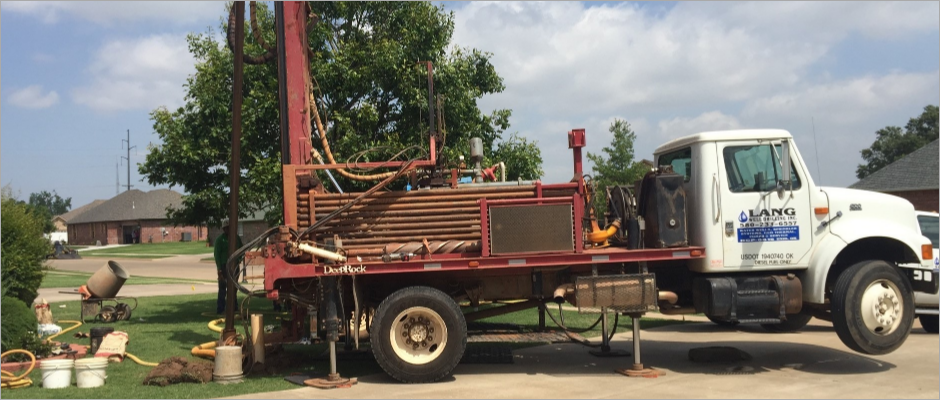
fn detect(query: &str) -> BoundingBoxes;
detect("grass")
[2,293,370,399]
[2,295,686,399]
[465,302,686,338]
[80,243,213,259]
[40,270,214,290]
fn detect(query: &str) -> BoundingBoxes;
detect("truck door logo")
[737,208,800,243]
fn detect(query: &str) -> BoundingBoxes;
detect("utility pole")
[116,158,120,195]
[121,129,136,192]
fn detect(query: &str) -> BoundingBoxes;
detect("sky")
[2,1,938,209]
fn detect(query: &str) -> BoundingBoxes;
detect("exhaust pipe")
[553,284,576,306]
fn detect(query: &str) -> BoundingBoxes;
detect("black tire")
[761,310,813,333]
[707,315,738,327]
[371,286,467,383]
[831,260,914,355]
[919,315,939,334]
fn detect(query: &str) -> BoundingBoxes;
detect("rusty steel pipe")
[312,191,536,206]
[314,207,480,218]
[313,185,539,199]
[341,234,480,245]
[311,217,481,228]
[312,200,481,212]
[314,226,480,238]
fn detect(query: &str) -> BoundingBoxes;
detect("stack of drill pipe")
[296,184,576,257]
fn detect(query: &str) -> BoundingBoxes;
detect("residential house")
[52,199,106,237]
[67,189,206,245]
[850,139,939,211]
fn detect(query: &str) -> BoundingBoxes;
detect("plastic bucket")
[86,261,130,298]
[40,359,74,389]
[75,357,109,388]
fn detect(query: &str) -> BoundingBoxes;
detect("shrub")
[1,296,38,353]
[1,197,49,305]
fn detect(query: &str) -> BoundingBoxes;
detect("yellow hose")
[208,318,225,333]
[46,319,83,341]
[125,352,159,367]
[588,219,622,244]
[191,341,217,359]
[0,350,36,389]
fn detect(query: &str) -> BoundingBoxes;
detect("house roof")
[55,199,106,223]
[850,140,939,192]
[68,189,184,224]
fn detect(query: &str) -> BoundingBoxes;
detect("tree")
[28,190,71,233]
[857,105,938,179]
[1,194,49,305]
[141,2,542,227]
[587,119,649,218]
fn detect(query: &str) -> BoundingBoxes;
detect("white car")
[914,211,939,333]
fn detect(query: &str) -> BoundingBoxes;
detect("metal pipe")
[499,162,506,182]
[658,291,678,305]
[463,180,536,187]
[297,243,347,263]
[553,283,575,304]
[632,316,641,365]
[224,1,245,337]
[311,184,540,199]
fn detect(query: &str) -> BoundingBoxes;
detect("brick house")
[52,199,106,240]
[67,189,207,245]
[850,139,939,212]
[207,210,272,244]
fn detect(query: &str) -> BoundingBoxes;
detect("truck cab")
[654,129,937,354]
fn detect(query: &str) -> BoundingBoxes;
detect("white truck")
[652,129,938,354]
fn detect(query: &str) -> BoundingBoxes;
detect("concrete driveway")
[226,319,939,399]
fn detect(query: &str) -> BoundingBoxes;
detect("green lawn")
[40,270,214,289]
[2,294,685,399]
[80,242,213,259]
[466,302,685,338]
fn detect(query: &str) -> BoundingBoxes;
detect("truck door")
[717,140,812,270]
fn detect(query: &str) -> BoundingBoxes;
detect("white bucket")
[40,359,74,389]
[75,357,109,388]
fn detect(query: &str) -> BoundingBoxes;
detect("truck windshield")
[723,144,801,193]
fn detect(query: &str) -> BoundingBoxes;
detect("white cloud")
[451,2,939,186]
[3,1,222,25]
[8,85,60,109]
[657,111,742,141]
[71,34,195,112]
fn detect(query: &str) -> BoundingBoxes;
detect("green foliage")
[586,119,649,217]
[1,197,49,305]
[0,296,38,354]
[27,190,70,234]
[490,134,544,181]
[141,2,541,228]
[857,105,938,179]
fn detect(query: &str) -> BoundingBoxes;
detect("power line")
[121,129,136,192]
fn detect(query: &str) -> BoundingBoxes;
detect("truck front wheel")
[831,260,914,355]
[371,286,467,383]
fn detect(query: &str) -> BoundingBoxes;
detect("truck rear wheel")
[919,315,938,334]
[831,260,914,355]
[371,286,466,383]
[761,310,812,333]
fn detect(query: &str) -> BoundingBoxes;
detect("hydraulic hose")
[0,350,35,389]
